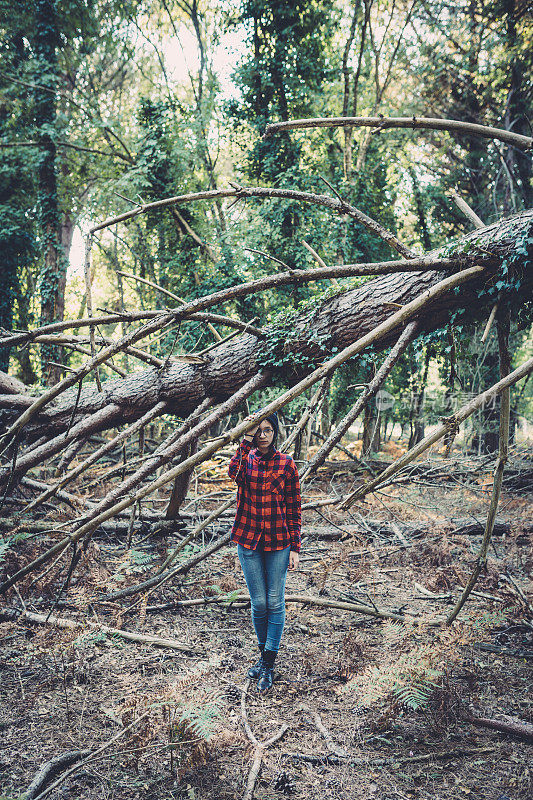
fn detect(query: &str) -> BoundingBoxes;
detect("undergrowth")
[116,655,226,779]
[340,610,508,714]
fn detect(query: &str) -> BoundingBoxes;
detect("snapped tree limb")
[263,116,533,151]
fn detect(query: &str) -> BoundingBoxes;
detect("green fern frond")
[393,679,437,711]
[172,690,223,744]
[381,620,404,645]
[0,538,9,563]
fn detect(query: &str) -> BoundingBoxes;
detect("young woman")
[228,412,301,692]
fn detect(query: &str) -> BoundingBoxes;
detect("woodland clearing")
[1,443,531,800]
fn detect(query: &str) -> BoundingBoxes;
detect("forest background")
[1,0,532,447]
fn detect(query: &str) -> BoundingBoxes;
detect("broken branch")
[263,116,533,151]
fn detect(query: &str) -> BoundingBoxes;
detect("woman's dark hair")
[266,412,279,446]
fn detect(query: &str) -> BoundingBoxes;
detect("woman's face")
[255,421,275,452]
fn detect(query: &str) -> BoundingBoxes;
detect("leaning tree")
[0,117,532,616]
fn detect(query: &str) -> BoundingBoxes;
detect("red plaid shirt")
[228,440,301,552]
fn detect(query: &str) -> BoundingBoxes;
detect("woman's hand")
[289,551,299,570]
[243,414,260,439]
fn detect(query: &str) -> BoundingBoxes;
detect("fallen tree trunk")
[465,713,533,743]
[0,209,530,452]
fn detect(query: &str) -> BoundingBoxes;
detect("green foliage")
[110,548,154,581]
[0,0,531,402]
[170,689,222,744]
[481,225,533,320]
[392,672,441,711]
[0,537,9,564]
[344,639,444,712]
[0,531,35,565]
[344,612,514,715]
[74,629,107,646]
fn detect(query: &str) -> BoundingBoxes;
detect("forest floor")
[1,444,532,800]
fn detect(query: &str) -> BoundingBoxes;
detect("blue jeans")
[237,544,291,653]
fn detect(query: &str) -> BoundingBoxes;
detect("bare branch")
[90,185,416,258]
[264,116,533,151]
[0,253,484,351]
[446,308,511,624]
[301,320,419,482]
[116,270,222,340]
[20,401,168,515]
[448,189,486,229]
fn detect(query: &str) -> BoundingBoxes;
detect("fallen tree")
[0,208,530,461]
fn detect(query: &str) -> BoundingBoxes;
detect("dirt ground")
[1,463,532,800]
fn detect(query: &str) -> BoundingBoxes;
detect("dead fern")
[169,689,223,777]
[342,610,510,715]
[312,542,360,594]
[111,655,224,777]
[336,630,365,682]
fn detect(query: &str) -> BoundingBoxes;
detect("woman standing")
[229,412,301,692]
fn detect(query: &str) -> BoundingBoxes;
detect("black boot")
[247,646,265,679]
[257,649,276,693]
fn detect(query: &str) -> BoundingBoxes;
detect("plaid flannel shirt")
[228,439,301,552]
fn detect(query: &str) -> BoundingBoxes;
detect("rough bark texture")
[0,209,531,445]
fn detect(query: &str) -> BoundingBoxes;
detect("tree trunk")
[0,210,531,449]
[470,349,500,454]
[362,403,380,457]
[34,0,64,386]
[503,0,532,210]
[13,277,39,385]
[165,439,198,518]
[320,375,331,437]
[408,348,430,449]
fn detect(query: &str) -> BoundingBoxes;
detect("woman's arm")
[228,415,259,484]
[285,460,302,554]
[228,439,253,485]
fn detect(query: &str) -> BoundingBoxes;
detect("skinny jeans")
[237,544,290,653]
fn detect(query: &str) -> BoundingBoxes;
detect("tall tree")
[0,6,38,375]
[33,0,63,384]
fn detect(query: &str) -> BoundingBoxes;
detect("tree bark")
[34,0,64,386]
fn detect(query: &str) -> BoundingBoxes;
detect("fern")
[343,609,512,714]
[172,690,222,744]
[381,620,405,647]
[10,531,35,545]
[128,549,153,572]
[222,589,244,605]
[393,675,440,711]
[110,548,153,579]
[0,531,42,565]
[0,538,9,564]
[74,630,107,646]
[344,644,444,711]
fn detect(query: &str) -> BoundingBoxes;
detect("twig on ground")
[240,678,289,800]
[298,703,347,758]
[29,706,155,800]
[285,745,496,767]
[7,609,201,654]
